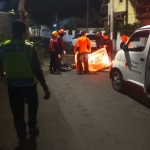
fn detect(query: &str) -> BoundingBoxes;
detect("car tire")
[111,71,124,92]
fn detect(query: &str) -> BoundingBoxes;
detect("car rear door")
[71,33,81,46]
[86,34,97,48]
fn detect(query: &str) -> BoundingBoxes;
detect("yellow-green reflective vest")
[0,39,38,86]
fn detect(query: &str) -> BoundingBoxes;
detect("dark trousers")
[50,51,57,72]
[78,52,89,73]
[106,50,112,64]
[57,54,62,71]
[8,84,38,139]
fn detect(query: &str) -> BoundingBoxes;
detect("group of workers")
[73,31,113,74]
[73,30,129,75]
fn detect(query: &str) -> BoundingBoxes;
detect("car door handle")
[140,58,145,62]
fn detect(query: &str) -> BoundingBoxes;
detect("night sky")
[25,0,102,23]
[5,0,102,25]
[57,0,102,19]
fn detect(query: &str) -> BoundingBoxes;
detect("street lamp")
[87,0,89,31]
[110,0,114,40]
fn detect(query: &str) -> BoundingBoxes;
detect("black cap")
[103,32,109,36]
[12,19,26,34]
[96,31,101,35]
[81,31,86,36]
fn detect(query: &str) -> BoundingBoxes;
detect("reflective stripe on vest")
[7,77,34,86]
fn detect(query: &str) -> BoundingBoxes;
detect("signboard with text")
[75,48,110,72]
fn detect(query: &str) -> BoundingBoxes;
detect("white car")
[110,25,150,97]
[70,33,97,51]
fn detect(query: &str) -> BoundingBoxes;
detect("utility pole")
[126,0,128,24]
[87,0,89,31]
[110,0,114,40]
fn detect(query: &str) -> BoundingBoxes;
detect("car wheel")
[111,71,124,92]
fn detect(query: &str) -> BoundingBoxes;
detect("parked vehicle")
[110,25,150,97]
[70,33,97,51]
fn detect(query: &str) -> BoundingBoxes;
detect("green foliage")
[33,38,46,66]
[0,36,5,43]
[29,19,36,27]
[93,28,103,33]
[105,21,141,39]
[115,22,141,36]
[0,31,7,43]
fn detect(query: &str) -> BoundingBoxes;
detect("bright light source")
[53,24,57,27]
[102,55,110,66]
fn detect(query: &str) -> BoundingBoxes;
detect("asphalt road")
[1,67,150,150]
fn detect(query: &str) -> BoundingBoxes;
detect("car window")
[127,30,149,52]
[86,35,97,40]
[74,34,81,39]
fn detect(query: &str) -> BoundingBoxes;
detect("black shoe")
[77,72,84,75]
[54,71,61,74]
[14,137,27,150]
[50,70,54,74]
[29,126,39,136]
[83,70,89,74]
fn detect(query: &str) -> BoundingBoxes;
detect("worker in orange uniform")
[74,31,91,75]
[121,33,129,43]
[120,31,130,48]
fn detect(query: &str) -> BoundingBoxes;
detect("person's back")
[2,39,38,86]
[49,36,57,52]
[74,31,91,74]
[0,19,50,145]
[74,35,91,53]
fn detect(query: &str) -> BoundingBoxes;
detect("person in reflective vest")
[0,19,50,143]
[49,31,60,74]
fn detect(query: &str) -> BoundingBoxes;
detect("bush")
[115,22,141,37]
[31,37,48,66]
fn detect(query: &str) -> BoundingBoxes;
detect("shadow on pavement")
[121,88,150,109]
[84,72,99,75]
[14,136,37,150]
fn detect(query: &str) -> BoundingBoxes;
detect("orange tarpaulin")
[75,48,110,72]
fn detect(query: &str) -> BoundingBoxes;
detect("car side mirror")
[120,42,125,49]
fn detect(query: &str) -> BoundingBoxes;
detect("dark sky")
[57,0,102,19]
[6,0,102,25]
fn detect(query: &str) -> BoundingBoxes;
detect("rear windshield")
[74,34,81,38]
[86,35,97,40]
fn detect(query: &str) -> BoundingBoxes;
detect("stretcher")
[75,48,110,72]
